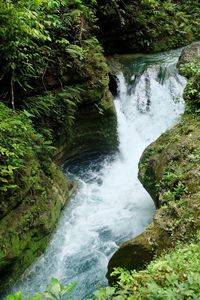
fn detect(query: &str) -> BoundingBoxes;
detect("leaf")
[0,177,9,183]
[27,294,42,300]
[105,286,115,296]
[37,292,56,300]
[66,45,85,60]
[23,110,35,118]
[60,282,76,296]
[7,291,22,300]
[48,278,62,297]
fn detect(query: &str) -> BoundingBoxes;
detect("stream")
[13,49,186,299]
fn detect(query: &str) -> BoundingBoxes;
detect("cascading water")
[12,49,186,299]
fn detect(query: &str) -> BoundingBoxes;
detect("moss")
[101,235,200,299]
[0,103,79,291]
[107,115,200,285]
[53,90,118,163]
[0,162,75,292]
[0,1,118,290]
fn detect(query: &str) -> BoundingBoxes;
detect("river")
[13,49,186,299]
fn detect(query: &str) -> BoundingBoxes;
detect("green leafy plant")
[93,287,116,300]
[93,234,200,299]
[0,102,53,194]
[180,62,200,114]
[0,0,98,108]
[188,146,200,162]
[97,0,200,53]
[7,278,76,300]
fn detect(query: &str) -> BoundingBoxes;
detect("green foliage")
[0,0,107,138]
[0,0,50,106]
[24,86,82,138]
[179,60,200,114]
[188,146,200,163]
[7,278,76,300]
[183,71,200,114]
[180,62,200,79]
[0,0,98,106]
[93,235,200,299]
[93,287,116,299]
[156,165,187,205]
[0,102,53,194]
[0,0,111,212]
[7,291,23,300]
[97,0,200,53]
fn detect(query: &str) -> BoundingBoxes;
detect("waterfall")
[13,49,186,299]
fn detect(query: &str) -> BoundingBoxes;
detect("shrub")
[180,62,200,114]
[0,102,53,194]
[93,234,200,299]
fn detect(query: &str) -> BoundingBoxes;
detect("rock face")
[54,93,117,163]
[107,215,172,284]
[0,82,118,292]
[107,114,200,284]
[0,163,76,292]
[0,85,117,294]
[177,42,200,70]
[107,44,200,283]
[0,23,118,294]
[24,40,119,164]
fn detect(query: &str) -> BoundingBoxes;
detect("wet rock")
[53,90,118,164]
[107,115,200,282]
[109,73,119,97]
[0,164,77,292]
[107,215,173,284]
[0,21,118,291]
[177,41,200,70]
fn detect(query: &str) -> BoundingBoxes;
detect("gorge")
[0,1,200,299]
[13,49,186,299]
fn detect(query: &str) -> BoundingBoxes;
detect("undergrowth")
[93,233,200,300]
[0,102,53,196]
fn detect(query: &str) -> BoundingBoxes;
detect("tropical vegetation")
[1,0,200,299]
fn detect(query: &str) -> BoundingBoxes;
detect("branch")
[112,0,125,26]
[42,63,48,91]
[59,78,64,90]
[11,71,15,111]
[0,72,6,82]
[79,16,84,44]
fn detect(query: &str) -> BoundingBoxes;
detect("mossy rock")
[107,112,200,282]
[177,41,200,72]
[0,163,76,294]
[105,235,200,299]
[0,0,119,293]
[53,90,118,163]
[107,216,172,285]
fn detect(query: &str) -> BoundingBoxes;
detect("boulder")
[177,42,200,70]
[107,113,200,282]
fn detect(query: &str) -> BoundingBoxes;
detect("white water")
[13,50,186,299]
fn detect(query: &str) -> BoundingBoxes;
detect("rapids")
[13,49,186,299]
